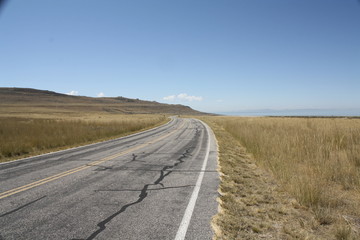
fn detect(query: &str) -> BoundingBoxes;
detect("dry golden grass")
[0,88,206,161]
[199,116,360,239]
[0,114,167,163]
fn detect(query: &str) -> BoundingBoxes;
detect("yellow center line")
[0,120,186,200]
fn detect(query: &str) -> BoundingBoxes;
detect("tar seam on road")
[82,146,194,240]
[0,120,185,200]
[174,120,211,240]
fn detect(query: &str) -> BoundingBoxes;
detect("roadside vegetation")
[200,116,360,239]
[0,114,167,163]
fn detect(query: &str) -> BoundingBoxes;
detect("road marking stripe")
[174,120,211,240]
[0,165,88,197]
[0,166,92,199]
[0,120,186,200]
[0,117,176,167]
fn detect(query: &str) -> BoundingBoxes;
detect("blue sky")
[0,0,359,113]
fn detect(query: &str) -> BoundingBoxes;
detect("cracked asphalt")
[0,117,219,240]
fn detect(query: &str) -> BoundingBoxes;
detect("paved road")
[0,117,219,240]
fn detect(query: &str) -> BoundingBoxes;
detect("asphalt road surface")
[0,117,219,240]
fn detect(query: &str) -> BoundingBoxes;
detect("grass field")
[0,114,167,163]
[3,106,360,239]
[200,116,360,239]
[0,88,203,162]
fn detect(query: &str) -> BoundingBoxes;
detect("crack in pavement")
[94,185,195,192]
[93,165,113,171]
[83,148,193,240]
[100,167,218,173]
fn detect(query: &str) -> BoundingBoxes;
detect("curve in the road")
[0,117,219,240]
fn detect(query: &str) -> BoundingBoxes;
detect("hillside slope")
[0,88,209,115]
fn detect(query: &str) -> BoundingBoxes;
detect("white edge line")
[0,116,175,166]
[174,119,211,240]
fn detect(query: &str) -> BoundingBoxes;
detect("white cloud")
[177,93,203,101]
[163,95,176,101]
[163,93,203,102]
[97,92,105,97]
[67,90,79,96]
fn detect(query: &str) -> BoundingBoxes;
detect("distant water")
[218,109,360,117]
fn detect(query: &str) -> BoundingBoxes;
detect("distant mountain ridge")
[0,88,209,115]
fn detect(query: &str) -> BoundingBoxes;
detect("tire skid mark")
[0,195,47,217]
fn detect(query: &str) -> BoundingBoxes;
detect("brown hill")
[0,88,209,115]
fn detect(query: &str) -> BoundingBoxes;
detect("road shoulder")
[202,119,333,240]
